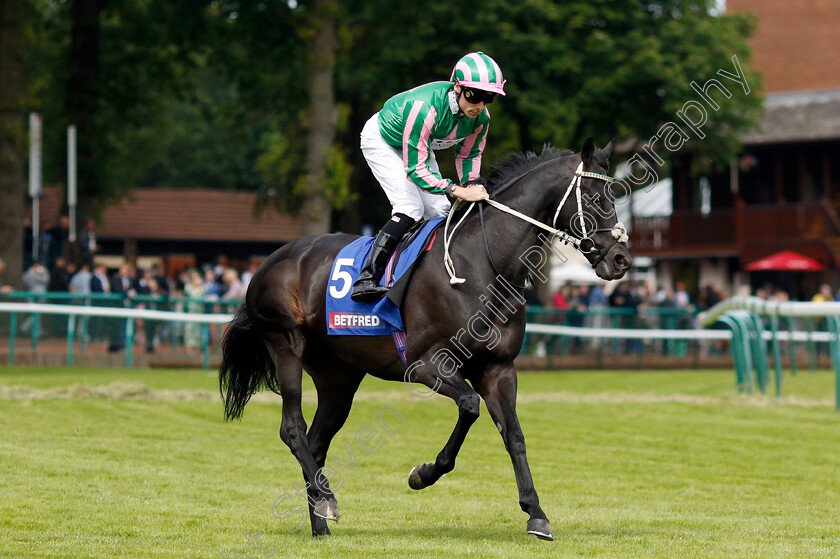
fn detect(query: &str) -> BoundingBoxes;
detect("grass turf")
[0,367,838,558]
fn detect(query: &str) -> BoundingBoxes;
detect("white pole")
[29,113,42,262]
[67,125,77,243]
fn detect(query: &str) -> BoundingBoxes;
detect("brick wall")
[729,0,840,93]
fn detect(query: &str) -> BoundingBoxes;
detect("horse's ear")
[600,138,614,160]
[595,138,614,169]
[581,137,595,167]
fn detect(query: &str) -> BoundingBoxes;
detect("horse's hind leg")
[303,357,365,536]
[263,329,337,537]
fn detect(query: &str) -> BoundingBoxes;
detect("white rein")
[443,162,628,285]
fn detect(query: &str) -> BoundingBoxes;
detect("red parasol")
[743,250,827,271]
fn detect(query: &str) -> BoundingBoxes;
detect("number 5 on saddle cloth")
[325,218,444,363]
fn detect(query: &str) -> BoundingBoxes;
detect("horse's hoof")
[527,518,554,540]
[408,464,430,490]
[311,525,332,537]
[313,498,340,521]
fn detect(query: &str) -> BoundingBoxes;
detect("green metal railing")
[699,297,840,411]
[1,292,240,369]
[523,305,700,359]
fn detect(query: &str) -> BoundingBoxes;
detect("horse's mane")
[486,145,574,196]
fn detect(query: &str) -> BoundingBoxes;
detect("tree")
[27,0,215,220]
[328,1,759,219]
[0,0,27,286]
[301,0,337,235]
[64,0,104,222]
[20,0,762,246]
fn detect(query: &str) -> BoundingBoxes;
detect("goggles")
[462,87,496,105]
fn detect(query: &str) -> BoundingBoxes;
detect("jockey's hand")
[451,183,489,202]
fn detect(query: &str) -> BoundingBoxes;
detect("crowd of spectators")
[7,255,252,354]
[524,280,729,357]
[15,257,249,304]
[4,216,840,358]
[543,280,726,317]
[3,218,256,354]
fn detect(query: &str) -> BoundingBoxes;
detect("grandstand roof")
[742,89,840,145]
[39,186,304,242]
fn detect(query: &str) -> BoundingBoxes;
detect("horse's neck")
[472,167,575,286]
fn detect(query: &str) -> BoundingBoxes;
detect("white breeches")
[360,113,451,222]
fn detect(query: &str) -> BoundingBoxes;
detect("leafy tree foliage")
[0,0,27,285]
[8,0,760,250]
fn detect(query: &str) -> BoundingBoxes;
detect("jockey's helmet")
[450,52,506,96]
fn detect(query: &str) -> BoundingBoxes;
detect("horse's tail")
[219,304,278,421]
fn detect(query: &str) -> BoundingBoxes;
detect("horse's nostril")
[615,254,631,269]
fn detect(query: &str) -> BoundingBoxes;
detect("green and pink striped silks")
[377,81,490,194]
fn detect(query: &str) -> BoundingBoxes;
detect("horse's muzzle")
[594,242,632,280]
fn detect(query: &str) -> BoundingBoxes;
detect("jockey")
[351,51,506,302]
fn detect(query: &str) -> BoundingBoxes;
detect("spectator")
[183,270,206,354]
[657,288,676,308]
[609,282,643,353]
[585,283,608,348]
[220,268,245,302]
[608,282,630,308]
[140,275,162,354]
[696,284,721,312]
[133,268,152,295]
[213,255,229,284]
[69,263,93,296]
[150,264,171,297]
[90,265,111,342]
[38,221,54,265]
[203,268,220,300]
[241,259,260,290]
[77,218,99,267]
[47,215,70,266]
[567,285,588,353]
[552,286,569,310]
[674,282,691,310]
[67,263,92,342]
[0,258,13,293]
[110,264,136,298]
[48,258,72,292]
[20,262,49,337]
[22,262,49,294]
[812,283,833,302]
[90,265,110,295]
[108,264,136,353]
[588,284,607,308]
[812,283,834,357]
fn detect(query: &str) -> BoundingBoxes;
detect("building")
[628,0,840,301]
[37,186,303,276]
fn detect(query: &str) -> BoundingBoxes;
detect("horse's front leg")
[477,362,553,540]
[405,360,481,490]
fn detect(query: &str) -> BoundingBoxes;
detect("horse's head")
[554,138,632,280]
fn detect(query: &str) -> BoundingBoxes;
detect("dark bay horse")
[220,138,632,540]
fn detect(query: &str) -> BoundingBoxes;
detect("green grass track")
[1,367,838,558]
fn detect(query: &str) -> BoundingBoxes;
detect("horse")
[219,137,632,540]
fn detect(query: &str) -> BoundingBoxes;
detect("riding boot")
[350,229,401,302]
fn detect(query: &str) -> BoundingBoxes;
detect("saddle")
[325,218,444,337]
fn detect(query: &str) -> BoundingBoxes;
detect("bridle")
[551,161,628,268]
[443,161,628,286]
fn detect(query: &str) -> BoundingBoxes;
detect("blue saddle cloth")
[326,218,444,336]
